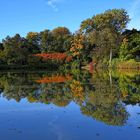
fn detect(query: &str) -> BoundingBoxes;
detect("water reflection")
[0,70,140,127]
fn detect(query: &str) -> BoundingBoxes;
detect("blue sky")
[0,0,140,41]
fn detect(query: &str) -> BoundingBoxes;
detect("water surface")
[0,70,140,140]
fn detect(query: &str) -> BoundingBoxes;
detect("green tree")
[40,29,52,53]
[80,9,130,66]
[0,43,3,50]
[26,32,40,53]
[120,29,140,61]
[51,27,72,52]
[2,34,30,65]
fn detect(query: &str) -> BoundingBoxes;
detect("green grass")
[116,60,140,69]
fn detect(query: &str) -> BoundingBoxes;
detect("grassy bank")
[112,59,140,70]
[82,59,140,71]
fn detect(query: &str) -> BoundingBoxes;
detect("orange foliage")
[33,53,73,62]
[65,56,73,62]
[35,75,72,83]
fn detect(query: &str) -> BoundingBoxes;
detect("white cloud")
[46,0,63,12]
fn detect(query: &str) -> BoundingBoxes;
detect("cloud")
[46,0,63,12]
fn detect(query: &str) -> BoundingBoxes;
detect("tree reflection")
[0,70,140,126]
[114,70,140,105]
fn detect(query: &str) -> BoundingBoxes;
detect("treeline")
[0,9,140,69]
[0,27,73,69]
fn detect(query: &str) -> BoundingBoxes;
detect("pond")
[0,70,140,140]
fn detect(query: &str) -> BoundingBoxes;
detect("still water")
[0,70,140,140]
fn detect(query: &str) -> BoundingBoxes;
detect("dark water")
[0,70,140,140]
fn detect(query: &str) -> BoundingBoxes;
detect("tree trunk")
[109,70,112,87]
[109,48,112,67]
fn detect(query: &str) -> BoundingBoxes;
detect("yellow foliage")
[70,80,84,101]
[70,34,84,56]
